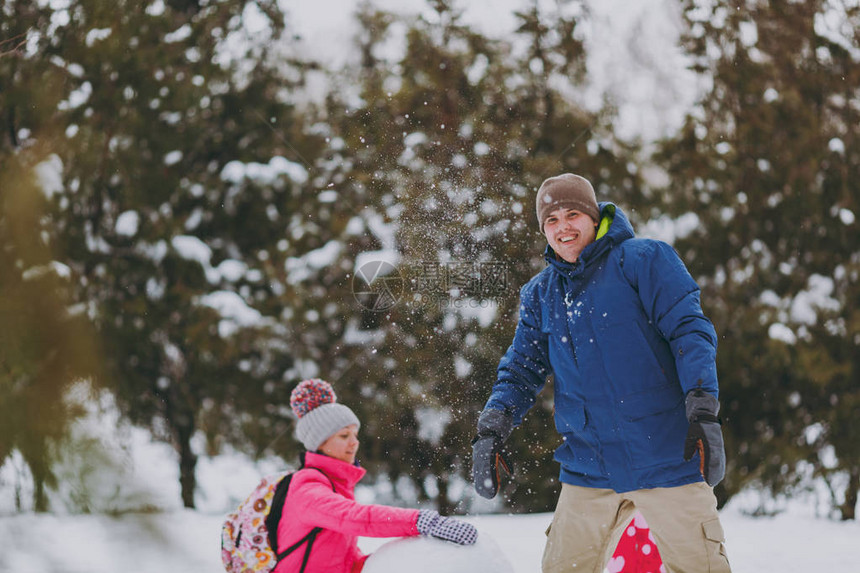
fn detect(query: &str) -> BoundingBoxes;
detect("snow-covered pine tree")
[656,0,860,515]
[321,0,644,513]
[0,0,322,509]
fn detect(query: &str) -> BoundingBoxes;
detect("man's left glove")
[471,408,515,499]
[683,388,726,486]
[416,510,478,545]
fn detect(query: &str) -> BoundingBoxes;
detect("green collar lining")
[595,204,615,240]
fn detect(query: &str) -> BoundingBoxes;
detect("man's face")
[543,207,597,263]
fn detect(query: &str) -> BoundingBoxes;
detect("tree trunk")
[839,466,859,521]
[436,474,456,515]
[25,449,50,512]
[33,477,48,512]
[176,418,198,509]
[160,338,197,509]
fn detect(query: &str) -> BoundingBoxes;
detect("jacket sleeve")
[289,473,420,539]
[484,280,553,424]
[624,240,719,397]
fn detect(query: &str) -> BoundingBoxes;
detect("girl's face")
[319,424,360,464]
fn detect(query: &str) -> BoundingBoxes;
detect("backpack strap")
[273,458,335,571]
[275,526,322,569]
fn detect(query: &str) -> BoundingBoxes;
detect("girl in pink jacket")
[274,379,477,573]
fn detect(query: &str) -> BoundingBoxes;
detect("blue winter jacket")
[485,203,719,493]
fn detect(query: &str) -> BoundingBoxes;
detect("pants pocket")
[702,518,731,572]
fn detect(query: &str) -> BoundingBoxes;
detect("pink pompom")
[290,378,336,418]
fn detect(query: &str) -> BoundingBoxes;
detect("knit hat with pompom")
[290,378,360,452]
[535,173,600,232]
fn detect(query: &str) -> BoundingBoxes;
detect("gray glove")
[683,388,726,486]
[471,408,515,499]
[416,510,478,545]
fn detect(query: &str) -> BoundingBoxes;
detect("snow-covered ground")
[3,382,859,573]
[3,402,858,572]
[1,496,859,573]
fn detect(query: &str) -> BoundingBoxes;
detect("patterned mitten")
[416,510,478,545]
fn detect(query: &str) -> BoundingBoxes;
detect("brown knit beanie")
[535,173,600,232]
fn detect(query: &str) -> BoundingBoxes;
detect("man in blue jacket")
[472,174,731,573]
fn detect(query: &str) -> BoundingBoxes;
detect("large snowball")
[364,534,514,573]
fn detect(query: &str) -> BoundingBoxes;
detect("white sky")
[280,0,701,141]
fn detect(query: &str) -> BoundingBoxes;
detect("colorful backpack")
[221,464,333,573]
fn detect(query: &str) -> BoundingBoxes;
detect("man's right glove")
[683,388,726,486]
[471,408,515,499]
[416,510,478,545]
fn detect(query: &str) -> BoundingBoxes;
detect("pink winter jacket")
[273,452,420,573]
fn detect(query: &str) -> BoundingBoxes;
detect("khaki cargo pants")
[542,481,731,573]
